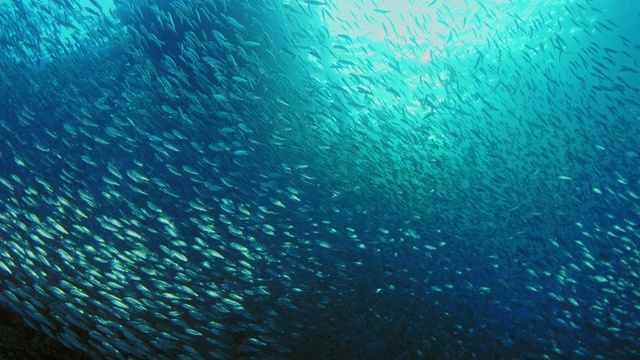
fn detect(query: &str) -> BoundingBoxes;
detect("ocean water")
[0,0,639,358]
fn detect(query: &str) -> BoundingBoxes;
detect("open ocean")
[0,0,639,358]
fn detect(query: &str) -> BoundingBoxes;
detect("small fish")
[303,0,328,5]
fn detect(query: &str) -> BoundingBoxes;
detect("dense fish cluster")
[0,0,639,358]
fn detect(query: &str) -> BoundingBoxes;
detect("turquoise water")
[0,0,639,358]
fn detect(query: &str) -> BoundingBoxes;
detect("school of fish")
[0,0,639,358]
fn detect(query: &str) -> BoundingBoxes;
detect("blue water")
[0,0,639,358]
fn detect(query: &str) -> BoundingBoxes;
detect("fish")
[0,0,638,359]
[303,0,328,6]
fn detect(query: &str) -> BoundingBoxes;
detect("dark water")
[0,0,639,359]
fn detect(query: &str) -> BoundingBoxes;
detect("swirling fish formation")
[0,0,639,359]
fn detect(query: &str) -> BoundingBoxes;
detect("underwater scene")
[0,0,639,358]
